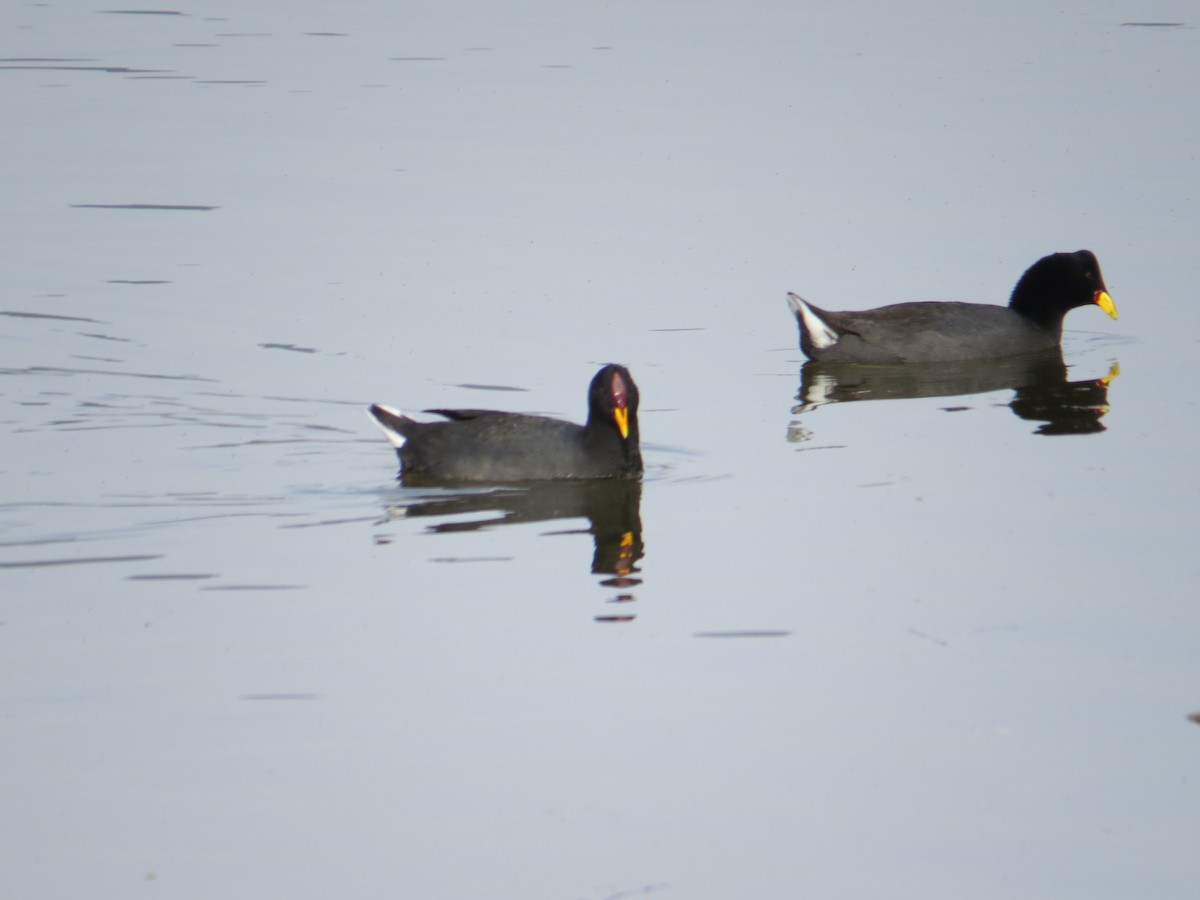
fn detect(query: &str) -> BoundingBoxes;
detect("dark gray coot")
[787,249,1118,364]
[368,363,642,482]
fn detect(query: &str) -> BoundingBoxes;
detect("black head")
[1009,249,1118,327]
[586,363,640,443]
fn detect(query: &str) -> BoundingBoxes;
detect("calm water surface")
[3,3,1199,898]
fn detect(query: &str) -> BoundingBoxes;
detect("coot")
[368,363,642,482]
[787,250,1118,363]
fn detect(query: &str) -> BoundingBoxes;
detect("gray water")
[3,3,1198,898]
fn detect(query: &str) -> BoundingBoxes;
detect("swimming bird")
[368,363,642,482]
[787,249,1118,363]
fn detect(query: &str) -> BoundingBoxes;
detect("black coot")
[787,250,1118,363]
[368,364,642,482]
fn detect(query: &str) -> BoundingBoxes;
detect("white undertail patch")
[787,292,839,350]
[367,404,408,449]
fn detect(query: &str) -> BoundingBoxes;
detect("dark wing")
[424,408,508,422]
[424,409,569,426]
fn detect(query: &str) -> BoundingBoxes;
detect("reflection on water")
[792,348,1119,436]
[377,480,644,621]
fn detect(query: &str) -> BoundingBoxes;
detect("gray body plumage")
[786,250,1116,364]
[788,296,1061,364]
[367,364,642,484]
[371,408,640,482]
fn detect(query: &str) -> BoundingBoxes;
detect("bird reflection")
[378,480,644,619]
[792,347,1118,435]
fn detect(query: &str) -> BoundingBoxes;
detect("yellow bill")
[1095,290,1118,319]
[613,406,630,439]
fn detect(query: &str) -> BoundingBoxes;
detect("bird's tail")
[367,404,412,449]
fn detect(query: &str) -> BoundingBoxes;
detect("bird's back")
[808,301,1057,363]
